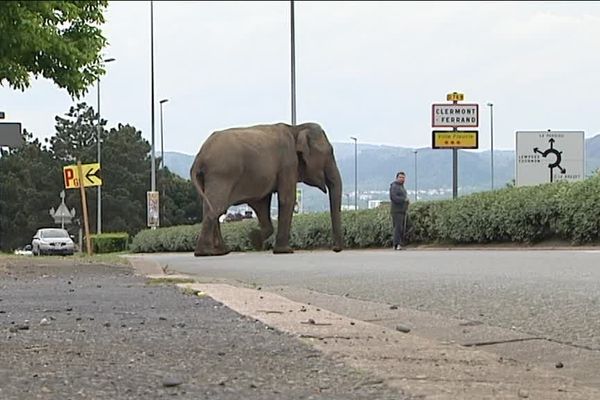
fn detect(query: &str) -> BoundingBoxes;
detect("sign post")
[76,162,92,255]
[294,188,303,214]
[63,162,103,255]
[147,191,160,228]
[431,92,479,199]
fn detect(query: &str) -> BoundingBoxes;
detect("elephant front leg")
[273,184,295,254]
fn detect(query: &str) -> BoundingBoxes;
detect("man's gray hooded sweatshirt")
[389,181,408,214]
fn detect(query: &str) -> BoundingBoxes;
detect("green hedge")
[91,233,130,254]
[130,175,600,253]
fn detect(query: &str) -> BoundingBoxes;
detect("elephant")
[190,122,343,256]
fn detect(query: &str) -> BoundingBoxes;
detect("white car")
[32,228,75,256]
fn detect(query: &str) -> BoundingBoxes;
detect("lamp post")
[96,57,115,235]
[159,99,169,169]
[290,0,296,126]
[413,150,418,202]
[487,102,494,190]
[150,1,156,196]
[147,0,159,230]
[350,136,357,210]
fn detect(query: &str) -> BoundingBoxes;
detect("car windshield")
[40,229,69,239]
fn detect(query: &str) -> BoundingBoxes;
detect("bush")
[91,233,130,254]
[130,175,600,253]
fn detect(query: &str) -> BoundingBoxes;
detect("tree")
[158,167,202,227]
[50,102,101,164]
[100,123,152,234]
[0,131,62,251]
[0,1,108,97]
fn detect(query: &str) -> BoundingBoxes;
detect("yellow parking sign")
[63,163,102,189]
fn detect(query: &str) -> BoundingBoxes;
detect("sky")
[1,1,600,155]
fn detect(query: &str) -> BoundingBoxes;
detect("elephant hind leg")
[195,188,231,257]
[213,220,230,255]
[248,194,274,251]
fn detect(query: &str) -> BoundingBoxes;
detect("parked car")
[31,228,75,256]
[13,244,33,256]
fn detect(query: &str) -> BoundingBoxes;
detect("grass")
[0,251,133,266]
[73,251,132,266]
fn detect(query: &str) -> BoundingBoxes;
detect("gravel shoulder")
[0,257,409,400]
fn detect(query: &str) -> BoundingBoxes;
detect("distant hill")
[163,134,600,211]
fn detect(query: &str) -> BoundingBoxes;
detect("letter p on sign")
[63,166,79,189]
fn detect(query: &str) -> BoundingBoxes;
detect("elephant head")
[294,123,343,252]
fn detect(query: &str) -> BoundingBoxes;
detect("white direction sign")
[515,131,585,187]
[431,104,478,127]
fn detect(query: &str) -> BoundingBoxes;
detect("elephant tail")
[190,157,214,214]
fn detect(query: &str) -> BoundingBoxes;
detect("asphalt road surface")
[140,249,600,352]
[0,259,410,400]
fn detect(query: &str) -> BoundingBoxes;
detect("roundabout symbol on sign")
[533,138,566,182]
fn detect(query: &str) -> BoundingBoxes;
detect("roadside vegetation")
[130,175,600,253]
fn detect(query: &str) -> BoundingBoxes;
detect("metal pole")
[350,137,357,210]
[452,98,458,199]
[452,149,458,199]
[150,1,156,194]
[290,0,296,126]
[488,103,494,190]
[96,78,101,234]
[96,57,115,235]
[413,150,418,202]
[354,139,357,210]
[160,102,164,169]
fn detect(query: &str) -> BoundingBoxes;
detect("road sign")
[0,122,23,147]
[147,191,160,227]
[515,131,585,187]
[432,130,479,149]
[446,92,464,101]
[294,188,303,214]
[63,163,102,189]
[432,104,479,127]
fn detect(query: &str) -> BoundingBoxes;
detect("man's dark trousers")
[392,212,406,248]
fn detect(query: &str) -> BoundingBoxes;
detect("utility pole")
[290,0,296,126]
[96,57,115,234]
[413,150,418,202]
[487,102,494,190]
[350,137,357,210]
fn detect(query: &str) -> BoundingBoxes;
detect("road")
[0,258,408,400]
[136,248,600,387]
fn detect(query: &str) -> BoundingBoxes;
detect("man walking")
[389,171,410,250]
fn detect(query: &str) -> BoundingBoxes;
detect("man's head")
[396,171,406,184]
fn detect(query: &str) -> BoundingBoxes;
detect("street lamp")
[413,150,418,202]
[159,99,169,169]
[150,1,156,196]
[487,102,494,190]
[350,136,357,210]
[290,0,296,126]
[96,57,115,234]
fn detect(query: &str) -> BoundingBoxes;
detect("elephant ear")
[295,128,310,164]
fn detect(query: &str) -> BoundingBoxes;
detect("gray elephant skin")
[190,122,343,256]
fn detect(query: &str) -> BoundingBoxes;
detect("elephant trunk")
[325,159,343,252]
